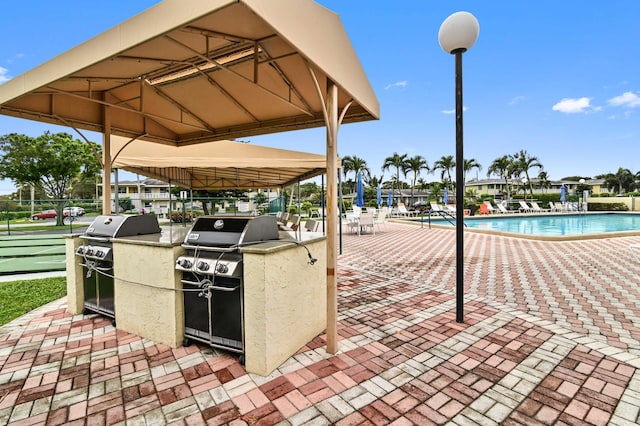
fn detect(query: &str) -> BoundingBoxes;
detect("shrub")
[588,202,628,211]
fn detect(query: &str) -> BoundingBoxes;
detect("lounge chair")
[555,202,566,212]
[548,201,557,212]
[430,202,444,212]
[497,203,514,214]
[484,201,497,214]
[530,202,549,213]
[445,204,457,214]
[396,202,415,217]
[518,201,532,213]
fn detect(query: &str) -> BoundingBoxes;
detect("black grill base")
[182,272,243,354]
[83,262,115,319]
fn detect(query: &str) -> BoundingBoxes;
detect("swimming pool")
[425,213,640,239]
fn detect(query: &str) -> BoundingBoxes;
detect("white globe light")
[579,178,585,184]
[438,12,480,54]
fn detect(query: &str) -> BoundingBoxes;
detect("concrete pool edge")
[392,212,640,241]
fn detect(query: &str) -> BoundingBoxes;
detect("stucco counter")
[66,226,326,376]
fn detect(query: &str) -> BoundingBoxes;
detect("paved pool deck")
[1,220,640,425]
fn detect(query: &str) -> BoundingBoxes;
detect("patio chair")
[548,201,557,212]
[518,201,532,213]
[374,209,387,232]
[304,219,320,232]
[358,211,376,236]
[555,202,566,212]
[478,203,491,215]
[288,214,301,231]
[343,212,360,234]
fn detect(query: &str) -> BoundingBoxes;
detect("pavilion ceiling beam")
[163,35,314,117]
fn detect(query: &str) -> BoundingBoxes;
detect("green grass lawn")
[0,277,67,326]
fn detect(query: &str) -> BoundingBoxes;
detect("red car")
[31,209,69,220]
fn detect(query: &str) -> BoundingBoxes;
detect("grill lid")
[184,215,279,248]
[85,214,161,238]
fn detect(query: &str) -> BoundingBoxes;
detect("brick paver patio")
[1,221,640,425]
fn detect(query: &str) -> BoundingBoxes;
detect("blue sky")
[1,1,639,194]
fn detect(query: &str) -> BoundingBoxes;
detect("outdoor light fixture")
[145,47,261,86]
[438,11,479,323]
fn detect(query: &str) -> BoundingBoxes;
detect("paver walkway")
[1,221,640,425]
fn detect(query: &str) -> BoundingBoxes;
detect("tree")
[537,170,551,193]
[382,152,407,201]
[403,155,429,205]
[0,132,101,225]
[463,158,482,182]
[510,150,543,198]
[601,168,634,195]
[487,155,512,200]
[341,155,369,193]
[432,155,455,190]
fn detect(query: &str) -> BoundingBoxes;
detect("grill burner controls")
[75,244,112,261]
[175,255,241,277]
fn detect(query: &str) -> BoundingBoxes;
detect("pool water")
[461,213,640,237]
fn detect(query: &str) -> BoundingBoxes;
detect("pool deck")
[2,221,640,425]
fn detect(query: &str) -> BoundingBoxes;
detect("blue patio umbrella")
[387,189,393,206]
[355,171,365,207]
[443,187,448,204]
[560,184,566,203]
[376,184,382,206]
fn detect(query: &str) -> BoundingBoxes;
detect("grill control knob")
[176,259,192,269]
[76,247,85,254]
[86,248,94,256]
[94,250,104,258]
[216,263,229,274]
[197,261,210,271]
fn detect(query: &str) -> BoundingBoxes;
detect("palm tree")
[487,155,512,200]
[341,155,369,193]
[432,155,455,190]
[537,170,551,193]
[403,155,429,205]
[602,167,634,195]
[382,152,407,202]
[463,158,482,182]
[511,150,543,197]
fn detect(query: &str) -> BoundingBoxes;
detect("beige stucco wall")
[112,241,185,348]
[64,235,85,315]
[243,238,327,376]
[586,196,640,211]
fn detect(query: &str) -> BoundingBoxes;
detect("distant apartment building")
[103,178,281,215]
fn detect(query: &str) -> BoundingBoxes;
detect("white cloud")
[441,106,468,114]
[384,81,407,90]
[0,67,10,84]
[551,97,595,114]
[509,95,525,105]
[608,91,640,108]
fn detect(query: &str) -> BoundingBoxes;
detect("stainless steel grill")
[176,215,279,356]
[75,214,161,319]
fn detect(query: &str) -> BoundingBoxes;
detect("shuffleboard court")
[0,233,67,275]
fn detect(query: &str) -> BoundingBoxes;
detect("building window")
[118,187,127,194]
[144,188,152,194]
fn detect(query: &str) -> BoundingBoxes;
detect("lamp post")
[522,177,528,200]
[439,12,479,323]
[579,178,586,211]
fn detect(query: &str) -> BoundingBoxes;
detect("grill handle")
[181,279,240,292]
[181,244,235,253]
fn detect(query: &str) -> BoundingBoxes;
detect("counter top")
[241,232,325,254]
[109,225,189,247]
